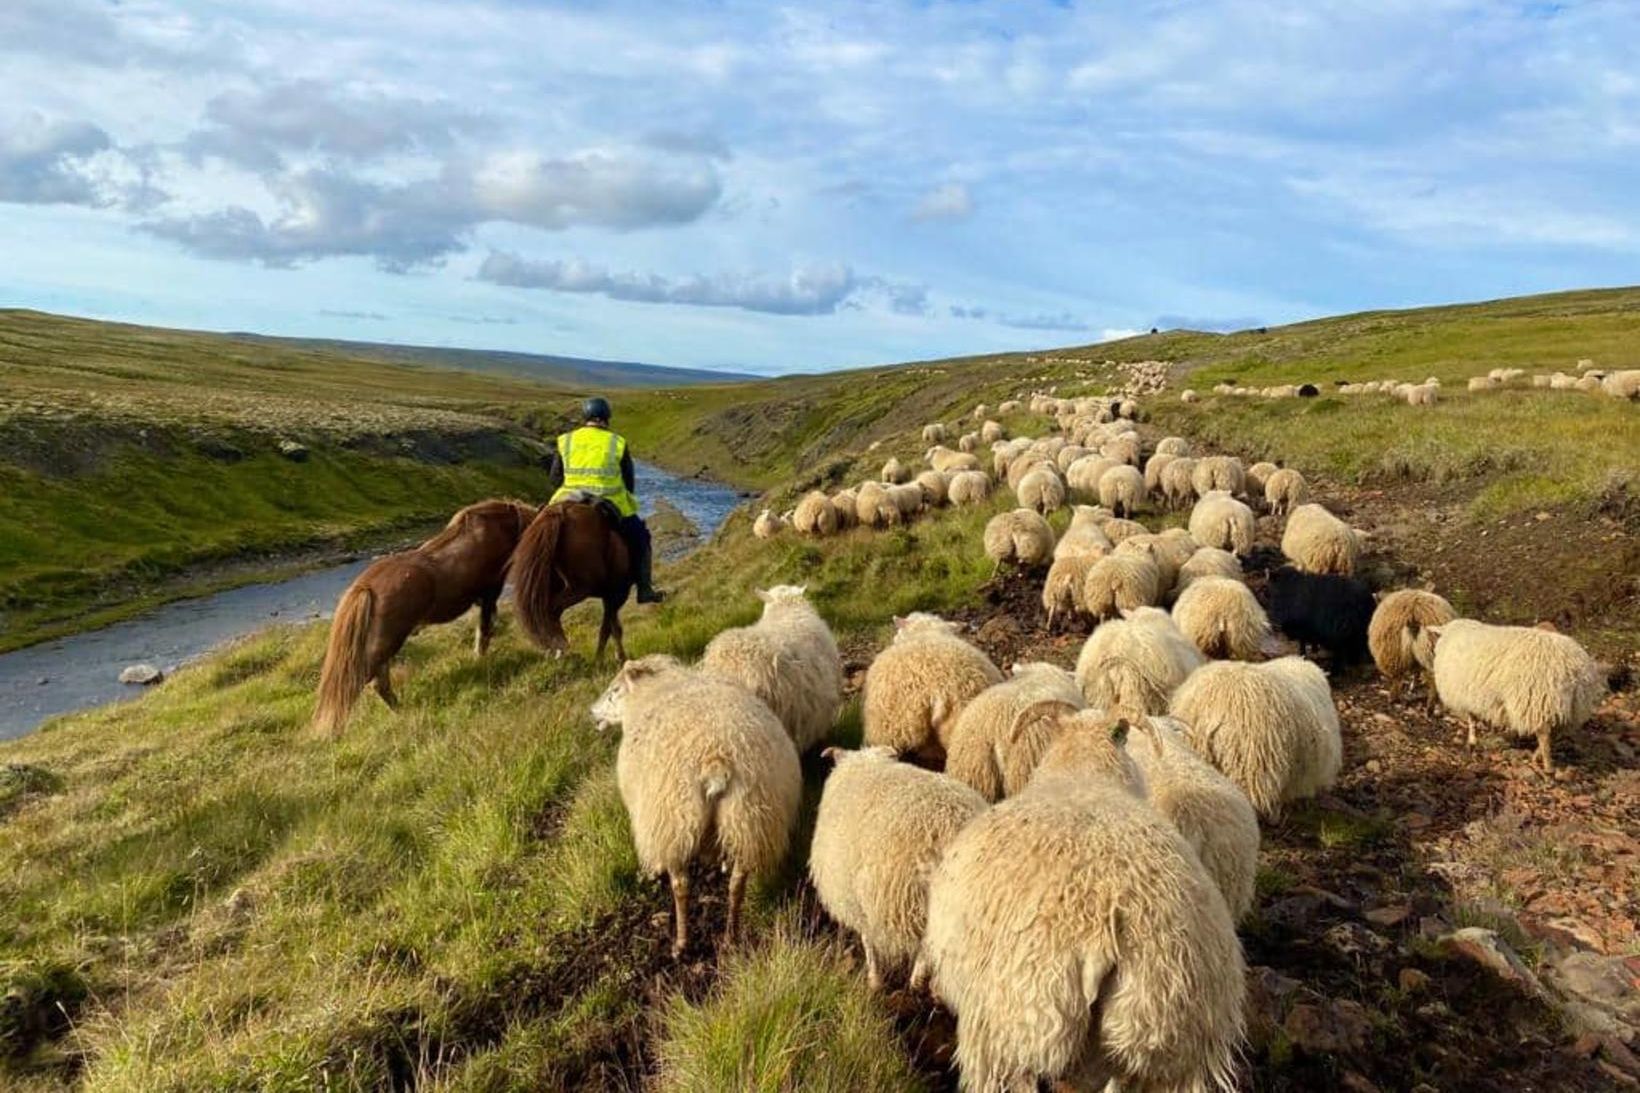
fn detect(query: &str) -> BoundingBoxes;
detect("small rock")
[36,677,48,686]
[119,663,164,686]
[1365,759,1383,774]
[1285,997,1373,1054]
[1535,511,1552,521]
[1341,1073,1382,1093]
[277,439,309,462]
[1439,927,1548,997]
[1365,903,1413,927]
[1398,967,1431,993]
[1570,1033,1602,1057]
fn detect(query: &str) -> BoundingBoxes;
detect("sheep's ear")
[754,588,770,603]
[1109,716,1131,746]
[1118,607,1136,620]
[892,615,908,629]
[796,584,808,595]
[1010,700,1078,742]
[821,746,845,764]
[1427,624,1445,640]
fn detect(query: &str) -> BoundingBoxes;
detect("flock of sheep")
[1188,356,1639,406]
[589,384,1613,1092]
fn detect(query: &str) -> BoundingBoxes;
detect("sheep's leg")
[1465,717,1479,748]
[669,871,691,958]
[1045,605,1057,633]
[723,865,748,948]
[990,559,1002,579]
[1536,731,1554,775]
[909,955,930,993]
[863,942,883,992]
[374,666,399,710]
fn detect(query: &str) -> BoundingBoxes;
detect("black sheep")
[1264,566,1373,665]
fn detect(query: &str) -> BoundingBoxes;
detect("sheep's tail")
[1231,519,1252,557]
[700,757,734,800]
[1101,656,1163,717]
[312,585,374,736]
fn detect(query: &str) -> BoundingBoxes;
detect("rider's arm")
[544,449,565,495]
[620,448,635,494]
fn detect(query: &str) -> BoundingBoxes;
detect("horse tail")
[312,584,375,736]
[511,506,568,651]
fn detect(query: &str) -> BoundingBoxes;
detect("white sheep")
[944,663,1085,800]
[1429,619,1606,773]
[1052,520,1113,561]
[1602,369,1640,399]
[1368,589,1456,702]
[924,706,1245,1093]
[809,746,987,990]
[1188,490,1256,556]
[1128,715,1260,922]
[983,508,1055,574]
[1143,452,1178,496]
[980,419,1006,443]
[1191,455,1245,497]
[1169,657,1341,818]
[1468,375,1498,392]
[854,482,901,528]
[928,445,983,474]
[1076,606,1204,715]
[1082,552,1162,620]
[958,431,981,453]
[1161,457,1199,509]
[1171,576,1271,660]
[1016,465,1068,515]
[887,482,925,519]
[881,456,911,484]
[592,655,801,956]
[1067,455,1120,502]
[1154,436,1191,457]
[1174,546,1243,595]
[947,470,992,506]
[700,585,844,753]
[1041,554,1094,631]
[1281,502,1362,576]
[1181,389,1201,403]
[1262,467,1308,516]
[1097,463,1146,518]
[792,491,839,537]
[973,403,990,420]
[1054,444,1092,473]
[1244,461,1279,498]
[915,470,949,507]
[753,508,787,539]
[1114,532,1192,593]
[862,613,1006,758]
[1100,433,1141,467]
[1100,516,1148,544]
[998,398,1022,414]
[922,422,950,444]
[1405,383,1438,406]
[829,488,859,530]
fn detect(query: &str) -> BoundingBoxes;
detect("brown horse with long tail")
[311,498,537,736]
[509,499,634,661]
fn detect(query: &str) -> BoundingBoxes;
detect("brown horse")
[510,500,633,661]
[311,498,538,736]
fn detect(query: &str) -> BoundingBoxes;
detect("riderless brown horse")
[311,498,537,736]
[509,498,634,661]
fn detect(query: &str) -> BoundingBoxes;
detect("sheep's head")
[822,744,897,766]
[756,584,810,608]
[589,654,684,731]
[894,612,959,639]
[1021,703,1147,797]
[1118,605,1172,627]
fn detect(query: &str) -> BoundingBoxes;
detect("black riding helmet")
[582,396,612,423]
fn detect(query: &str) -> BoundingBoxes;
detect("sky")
[2,1,1638,376]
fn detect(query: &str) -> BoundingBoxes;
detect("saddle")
[554,490,623,524]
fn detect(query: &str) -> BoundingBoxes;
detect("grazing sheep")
[1054,444,1091,473]
[928,445,983,474]
[1128,716,1260,922]
[1053,520,1113,561]
[1155,436,1191,458]
[1117,398,1140,420]
[1369,589,1456,701]
[1043,553,1099,630]
[1005,452,1049,491]
[1602,369,1640,399]
[862,613,1005,757]
[1244,461,1279,498]
[1076,606,1204,715]
[855,482,902,528]
[1161,457,1199,509]
[1100,516,1148,544]
[1188,490,1256,556]
[1280,502,1362,576]
[1118,531,1194,590]
[1017,465,1068,515]
[1175,547,1243,595]
[792,491,839,537]
[1172,576,1272,660]
[1181,389,1201,403]
[1143,452,1178,495]
[958,431,981,452]
[592,655,801,956]
[922,423,950,444]
[924,707,1245,1093]
[809,747,987,991]
[1429,619,1606,773]
[1259,655,1343,798]
[984,508,1056,573]
[888,482,925,519]
[1468,375,1498,392]
[829,489,859,530]
[882,456,911,484]
[1067,455,1120,502]
[947,469,992,506]
[945,663,1085,800]
[1169,658,1339,817]
[1550,372,1578,390]
[1191,455,1246,497]
[1082,552,1162,621]
[1405,383,1438,406]
[973,403,990,420]
[980,419,1006,443]
[1263,467,1309,517]
[1531,373,1553,388]
[1097,464,1146,518]
[1265,566,1375,665]
[753,508,787,539]
[998,399,1023,414]
[700,585,844,753]
[915,470,950,507]
[1101,433,1142,467]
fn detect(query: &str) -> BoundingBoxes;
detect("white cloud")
[0,114,113,205]
[911,182,973,222]
[478,253,861,316]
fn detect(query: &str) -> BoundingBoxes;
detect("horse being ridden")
[509,500,634,661]
[311,498,537,736]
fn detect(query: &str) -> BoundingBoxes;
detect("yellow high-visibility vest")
[551,426,638,517]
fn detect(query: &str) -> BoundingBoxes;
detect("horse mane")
[420,498,539,553]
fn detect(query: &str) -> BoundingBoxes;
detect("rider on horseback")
[544,396,664,604]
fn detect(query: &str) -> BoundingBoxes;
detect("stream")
[0,461,745,740]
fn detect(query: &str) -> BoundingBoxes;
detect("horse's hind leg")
[596,600,627,662]
[475,591,500,656]
[374,664,399,711]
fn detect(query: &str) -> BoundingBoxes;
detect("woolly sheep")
[973,403,990,420]
[1467,375,1498,392]
[1100,516,1148,544]
[809,747,986,990]
[1143,452,1178,495]
[1120,531,1195,590]
[1602,369,1640,399]
[1405,382,1438,406]
[1263,467,1309,517]
[998,399,1022,414]
[1076,606,1204,715]
[947,470,992,506]
[958,431,981,453]
[1181,389,1201,403]
[984,508,1055,572]
[592,655,801,956]
[1257,655,1343,798]
[944,663,1085,800]
[1082,552,1162,620]
[855,482,902,528]
[1281,502,1362,576]
[1067,455,1120,501]
[928,445,982,474]
[882,456,911,484]
[980,419,1006,443]
[700,585,844,753]
[1054,444,1091,473]
[1171,576,1271,660]
[887,482,925,518]
[1053,521,1113,562]
[1068,503,1112,531]
[924,706,1245,1093]
[1550,372,1578,390]
[793,491,839,537]
[922,422,950,444]
[1005,451,1049,491]
[1175,546,1243,595]
[1128,715,1260,922]
[1017,465,1068,515]
[1267,566,1375,664]
[1039,553,1092,630]
[1161,457,1199,509]
[1169,657,1340,817]
[1191,455,1246,497]
[1188,490,1256,556]
[1097,463,1146,518]
[1369,589,1456,701]
[915,470,949,507]
[829,488,859,530]
[1244,461,1279,498]
[1100,433,1142,467]
[1531,373,1553,388]
[1155,436,1191,457]
[753,508,787,539]
[1429,619,1606,773]
[1117,398,1140,420]
[862,613,1005,758]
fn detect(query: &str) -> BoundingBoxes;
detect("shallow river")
[0,462,743,740]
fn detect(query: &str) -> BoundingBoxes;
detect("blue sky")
[2,1,1637,375]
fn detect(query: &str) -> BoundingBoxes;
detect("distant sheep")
[1172,576,1271,660]
[809,747,986,990]
[1405,383,1438,406]
[915,470,949,507]
[1430,619,1606,773]
[854,482,901,528]
[1265,566,1374,664]
[980,419,1006,443]
[701,585,843,753]
[1067,455,1120,502]
[1155,436,1191,457]
[924,706,1245,1093]
[1042,554,1096,630]
[881,456,911,484]
[1468,375,1498,392]
[1180,389,1201,403]
[1280,502,1362,576]
[973,403,989,420]
[984,508,1056,573]
[592,655,801,956]
[1097,464,1146,518]
[1263,467,1309,517]
[1175,547,1242,595]
[1602,370,1640,399]
[1369,589,1456,700]
[829,489,859,530]
[1244,461,1279,498]
[753,509,787,539]
[999,399,1022,414]
[1550,372,1578,390]
[957,431,981,453]
[1160,457,1199,510]
[862,613,1005,758]
[793,491,839,537]
[1082,552,1162,620]
[927,445,983,474]
[887,483,924,519]
[1017,466,1068,515]
[944,662,1085,800]
[947,470,992,506]
[922,423,950,444]
[1076,606,1204,715]
[1188,490,1256,556]
[1191,455,1246,497]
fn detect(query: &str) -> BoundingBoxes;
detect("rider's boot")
[634,537,665,604]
